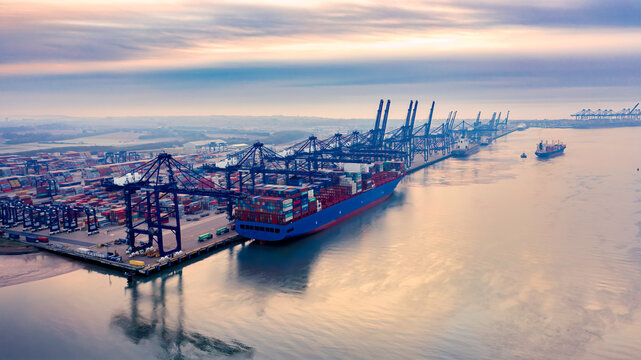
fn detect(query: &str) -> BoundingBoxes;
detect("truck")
[215,227,229,236]
[198,233,213,242]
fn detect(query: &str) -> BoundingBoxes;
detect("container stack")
[338,172,362,195]
[0,175,40,193]
[16,192,33,205]
[236,162,404,226]
[0,178,11,193]
[235,184,318,225]
[82,160,147,180]
[236,196,292,224]
[49,170,74,184]
[370,161,404,186]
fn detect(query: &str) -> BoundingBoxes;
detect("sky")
[1,0,640,121]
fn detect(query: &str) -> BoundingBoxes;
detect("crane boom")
[373,99,383,133]
[426,101,435,135]
[409,100,418,134]
[379,100,391,146]
[404,100,413,128]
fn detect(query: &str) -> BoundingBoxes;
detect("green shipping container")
[216,227,228,235]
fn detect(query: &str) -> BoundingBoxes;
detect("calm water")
[1,127,641,360]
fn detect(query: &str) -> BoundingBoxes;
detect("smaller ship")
[479,136,492,146]
[521,152,527,158]
[535,140,566,158]
[451,137,480,157]
[516,123,527,131]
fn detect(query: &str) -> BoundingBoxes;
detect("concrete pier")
[2,128,516,277]
[2,210,245,276]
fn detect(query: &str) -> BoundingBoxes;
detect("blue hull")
[236,177,403,241]
[535,148,565,157]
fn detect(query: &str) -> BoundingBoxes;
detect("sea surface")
[1,127,640,360]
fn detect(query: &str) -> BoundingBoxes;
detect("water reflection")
[235,190,407,295]
[236,239,320,294]
[4,128,641,359]
[535,153,566,162]
[111,270,254,359]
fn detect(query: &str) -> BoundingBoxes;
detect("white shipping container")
[343,163,363,172]
[76,247,90,255]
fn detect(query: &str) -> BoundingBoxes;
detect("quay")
[406,152,451,175]
[1,100,515,277]
[1,128,511,277]
[2,211,245,276]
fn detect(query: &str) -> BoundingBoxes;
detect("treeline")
[2,130,115,144]
[223,130,309,146]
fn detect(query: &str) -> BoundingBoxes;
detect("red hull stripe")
[304,192,393,235]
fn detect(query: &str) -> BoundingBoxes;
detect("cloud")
[0,1,639,118]
[0,2,449,64]
[462,0,641,28]
[2,54,638,92]
[1,0,639,68]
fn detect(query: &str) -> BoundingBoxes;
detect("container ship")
[535,140,566,158]
[235,161,404,241]
[451,138,480,157]
[479,136,492,146]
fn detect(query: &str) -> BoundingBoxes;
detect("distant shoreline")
[0,140,183,156]
[520,120,641,129]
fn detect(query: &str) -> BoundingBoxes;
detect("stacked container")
[235,184,319,225]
